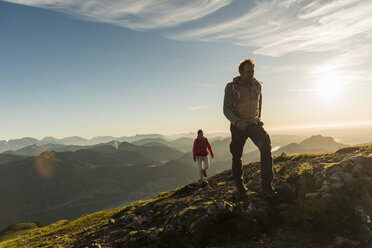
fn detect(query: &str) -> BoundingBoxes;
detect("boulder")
[333,236,360,247]
[305,192,320,199]
[190,215,210,234]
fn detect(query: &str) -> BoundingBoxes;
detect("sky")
[1,0,372,140]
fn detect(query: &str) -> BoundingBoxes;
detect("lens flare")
[35,152,56,181]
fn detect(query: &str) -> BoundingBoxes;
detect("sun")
[316,72,345,101]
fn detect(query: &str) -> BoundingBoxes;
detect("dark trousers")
[229,123,273,189]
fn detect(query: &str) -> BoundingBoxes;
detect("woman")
[193,129,214,184]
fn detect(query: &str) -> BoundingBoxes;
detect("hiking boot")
[202,169,207,177]
[198,179,208,187]
[262,183,277,198]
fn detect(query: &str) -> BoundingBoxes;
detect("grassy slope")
[0,223,44,243]
[1,144,372,248]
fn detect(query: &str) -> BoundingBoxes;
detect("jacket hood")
[233,76,260,86]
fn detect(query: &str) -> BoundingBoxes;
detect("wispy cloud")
[6,0,232,30]
[169,0,372,57]
[7,0,372,61]
[188,105,213,111]
[185,83,219,88]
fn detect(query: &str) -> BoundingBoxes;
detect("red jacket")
[193,136,214,160]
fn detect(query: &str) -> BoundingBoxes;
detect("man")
[223,58,276,197]
[193,129,214,184]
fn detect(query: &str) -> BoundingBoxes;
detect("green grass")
[217,181,226,186]
[285,152,332,161]
[298,162,314,176]
[0,223,46,242]
[179,206,199,217]
[0,208,122,248]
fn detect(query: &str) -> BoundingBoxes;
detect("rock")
[141,216,151,225]
[274,182,296,202]
[276,203,292,220]
[277,203,292,211]
[245,202,256,214]
[305,192,320,199]
[252,197,269,208]
[165,223,176,231]
[125,215,144,229]
[332,155,343,162]
[279,210,290,220]
[325,165,342,177]
[341,155,368,173]
[352,163,364,175]
[341,172,355,184]
[360,224,371,236]
[207,204,219,218]
[365,164,372,177]
[315,176,324,186]
[190,215,210,233]
[148,229,159,241]
[333,236,360,247]
[320,180,331,192]
[124,213,136,223]
[321,192,335,199]
[216,201,234,214]
[108,218,115,225]
[256,208,271,227]
[342,155,365,164]
[329,173,342,183]
[330,181,344,190]
[355,206,371,224]
[164,208,171,215]
[163,216,171,226]
[132,215,143,226]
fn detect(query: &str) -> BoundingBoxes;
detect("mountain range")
[0,133,227,153]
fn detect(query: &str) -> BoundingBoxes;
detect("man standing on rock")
[223,58,276,197]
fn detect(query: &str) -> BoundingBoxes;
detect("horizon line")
[2,121,372,142]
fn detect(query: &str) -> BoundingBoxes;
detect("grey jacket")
[223,76,262,125]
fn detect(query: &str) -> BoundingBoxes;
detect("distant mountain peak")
[299,134,343,147]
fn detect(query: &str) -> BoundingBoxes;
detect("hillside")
[0,144,189,230]
[243,135,346,163]
[1,144,372,247]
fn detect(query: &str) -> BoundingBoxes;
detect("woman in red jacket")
[193,129,214,182]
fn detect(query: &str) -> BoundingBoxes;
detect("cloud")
[188,105,213,111]
[169,0,372,57]
[6,0,232,30]
[7,0,372,60]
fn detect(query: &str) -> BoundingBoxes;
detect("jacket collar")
[233,76,259,87]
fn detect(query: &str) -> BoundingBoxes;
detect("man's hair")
[239,58,255,73]
[197,129,203,135]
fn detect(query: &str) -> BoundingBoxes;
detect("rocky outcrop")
[2,144,372,248]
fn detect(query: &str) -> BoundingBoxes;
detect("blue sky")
[1,0,372,140]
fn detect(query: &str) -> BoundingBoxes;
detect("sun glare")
[316,72,345,102]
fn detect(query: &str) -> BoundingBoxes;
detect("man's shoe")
[198,179,208,187]
[202,169,207,177]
